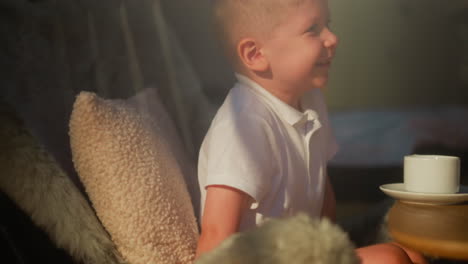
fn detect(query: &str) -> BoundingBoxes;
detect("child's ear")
[237,38,269,72]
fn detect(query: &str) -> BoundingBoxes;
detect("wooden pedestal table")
[388,201,468,261]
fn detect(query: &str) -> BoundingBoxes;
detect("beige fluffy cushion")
[69,90,198,264]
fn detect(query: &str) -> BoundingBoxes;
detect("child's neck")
[264,85,302,110]
[243,72,303,111]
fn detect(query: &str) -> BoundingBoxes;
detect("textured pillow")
[69,90,198,264]
[126,88,200,219]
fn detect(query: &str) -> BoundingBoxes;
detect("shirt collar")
[235,73,320,127]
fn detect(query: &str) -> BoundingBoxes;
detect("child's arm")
[195,185,250,258]
[321,174,336,221]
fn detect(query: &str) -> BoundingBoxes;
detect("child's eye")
[306,24,319,34]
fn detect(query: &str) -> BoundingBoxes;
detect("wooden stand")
[388,201,468,260]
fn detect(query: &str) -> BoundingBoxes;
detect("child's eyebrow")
[306,15,319,26]
[305,15,330,29]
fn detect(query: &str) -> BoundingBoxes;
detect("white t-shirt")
[198,74,338,231]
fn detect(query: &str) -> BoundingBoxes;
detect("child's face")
[262,0,337,92]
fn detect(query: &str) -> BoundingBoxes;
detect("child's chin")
[311,76,329,89]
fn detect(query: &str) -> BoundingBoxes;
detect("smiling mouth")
[316,61,331,67]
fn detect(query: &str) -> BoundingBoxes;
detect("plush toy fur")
[197,214,360,264]
[0,103,125,264]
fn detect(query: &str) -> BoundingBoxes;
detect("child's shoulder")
[200,84,280,165]
[212,83,275,128]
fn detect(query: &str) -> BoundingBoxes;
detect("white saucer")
[379,183,468,205]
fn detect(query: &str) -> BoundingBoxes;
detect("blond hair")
[211,0,306,66]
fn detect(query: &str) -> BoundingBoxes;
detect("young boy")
[196,0,428,263]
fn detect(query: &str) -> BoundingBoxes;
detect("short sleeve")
[201,115,275,204]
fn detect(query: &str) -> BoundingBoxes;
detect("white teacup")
[404,155,460,194]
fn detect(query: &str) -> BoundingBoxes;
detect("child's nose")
[322,28,338,49]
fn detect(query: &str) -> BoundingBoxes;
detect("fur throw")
[197,214,360,264]
[0,103,125,264]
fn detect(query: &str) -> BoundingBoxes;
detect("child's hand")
[196,185,250,259]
